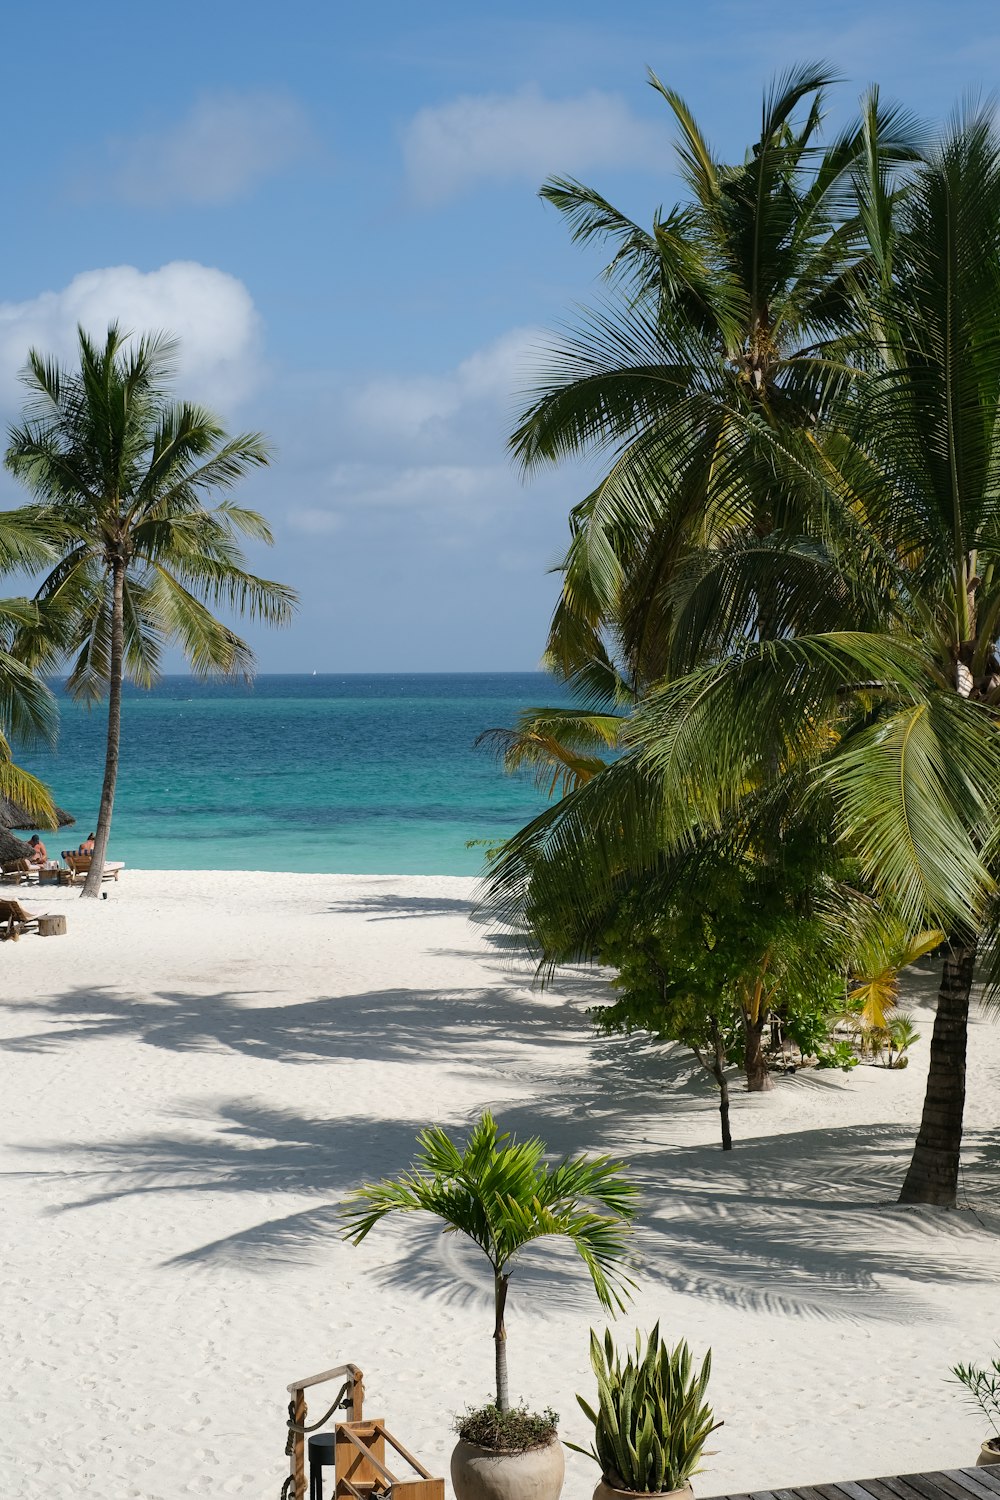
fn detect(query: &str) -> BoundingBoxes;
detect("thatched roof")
[0,798,75,831]
[0,829,33,864]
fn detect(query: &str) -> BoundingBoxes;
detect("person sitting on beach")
[28,835,47,866]
[78,832,96,855]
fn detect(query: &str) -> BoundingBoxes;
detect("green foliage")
[815,1040,859,1072]
[951,1355,1000,1439]
[341,1112,638,1299]
[455,1404,558,1454]
[5,324,297,697]
[341,1113,638,1409]
[570,1325,720,1493]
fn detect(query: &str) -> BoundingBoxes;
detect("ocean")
[13,674,571,875]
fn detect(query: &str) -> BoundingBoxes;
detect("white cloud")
[282,326,577,540]
[349,327,541,441]
[402,84,665,204]
[97,90,313,207]
[0,262,262,413]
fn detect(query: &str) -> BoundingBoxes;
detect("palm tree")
[513,70,919,694]
[341,1112,638,1412]
[487,107,1000,1207]
[0,612,55,830]
[5,324,297,896]
[0,517,65,829]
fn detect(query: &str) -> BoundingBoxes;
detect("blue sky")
[0,0,995,670]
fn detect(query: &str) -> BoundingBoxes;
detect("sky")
[0,0,997,671]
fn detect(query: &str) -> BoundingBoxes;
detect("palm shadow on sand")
[5,957,999,1325]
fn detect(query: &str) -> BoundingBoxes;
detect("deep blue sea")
[14,674,571,874]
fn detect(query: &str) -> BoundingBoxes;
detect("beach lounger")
[62,854,125,885]
[0,898,42,939]
[1,859,39,886]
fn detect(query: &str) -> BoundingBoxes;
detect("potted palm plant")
[341,1111,638,1500]
[570,1325,721,1498]
[951,1355,1000,1465]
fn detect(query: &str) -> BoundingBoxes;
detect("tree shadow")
[21,1082,999,1326]
[322,892,477,920]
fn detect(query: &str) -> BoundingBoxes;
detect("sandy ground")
[0,870,998,1500]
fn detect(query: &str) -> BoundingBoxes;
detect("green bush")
[570,1326,721,1492]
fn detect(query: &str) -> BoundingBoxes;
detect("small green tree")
[589,840,848,1149]
[341,1112,638,1413]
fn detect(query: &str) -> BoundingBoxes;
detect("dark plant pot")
[594,1478,693,1500]
[977,1438,1000,1467]
[451,1434,565,1500]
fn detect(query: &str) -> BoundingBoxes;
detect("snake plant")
[570,1325,721,1493]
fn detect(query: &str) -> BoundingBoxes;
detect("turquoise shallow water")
[14,674,570,874]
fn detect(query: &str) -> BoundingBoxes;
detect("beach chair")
[63,854,125,885]
[0,898,41,939]
[1,859,39,886]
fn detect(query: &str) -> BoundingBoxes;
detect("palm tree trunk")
[707,1018,733,1151]
[743,1010,772,1092]
[493,1270,510,1412]
[898,939,977,1207]
[82,560,124,899]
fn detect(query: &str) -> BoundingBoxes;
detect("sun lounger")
[1,859,39,886]
[62,853,125,885]
[0,898,42,939]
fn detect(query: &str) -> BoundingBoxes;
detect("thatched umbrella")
[0,798,75,831]
[0,828,33,864]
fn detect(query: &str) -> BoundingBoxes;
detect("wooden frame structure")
[286,1363,365,1500]
[283,1364,444,1500]
[335,1419,443,1500]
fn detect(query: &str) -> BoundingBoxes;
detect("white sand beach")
[1,870,998,1500]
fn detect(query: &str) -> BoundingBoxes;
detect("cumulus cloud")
[280,328,543,537]
[95,90,313,207]
[0,261,262,412]
[402,84,665,204]
[348,328,541,441]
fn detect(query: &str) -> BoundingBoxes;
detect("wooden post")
[285,1364,364,1500]
[290,1388,306,1500]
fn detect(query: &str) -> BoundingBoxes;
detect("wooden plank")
[336,1419,391,1490]
[886,1471,978,1500]
[392,1480,444,1500]
[286,1362,362,1395]
[870,1475,937,1500]
[962,1471,1000,1495]
[939,1472,1000,1500]
[827,1485,882,1500]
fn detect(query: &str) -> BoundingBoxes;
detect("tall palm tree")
[487,107,1000,1207]
[514,71,919,695]
[341,1112,637,1412]
[5,324,297,896]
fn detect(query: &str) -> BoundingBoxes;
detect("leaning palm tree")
[0,630,58,830]
[4,324,297,896]
[341,1112,638,1412]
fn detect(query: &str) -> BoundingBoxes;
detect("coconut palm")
[514,71,919,694]
[341,1112,638,1412]
[4,324,297,896]
[0,513,65,827]
[487,106,1000,1207]
[0,599,57,825]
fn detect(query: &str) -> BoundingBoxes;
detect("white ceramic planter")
[450,1434,565,1500]
[593,1478,694,1500]
[977,1438,1000,1467]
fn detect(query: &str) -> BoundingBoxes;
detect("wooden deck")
[705,1464,1000,1500]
